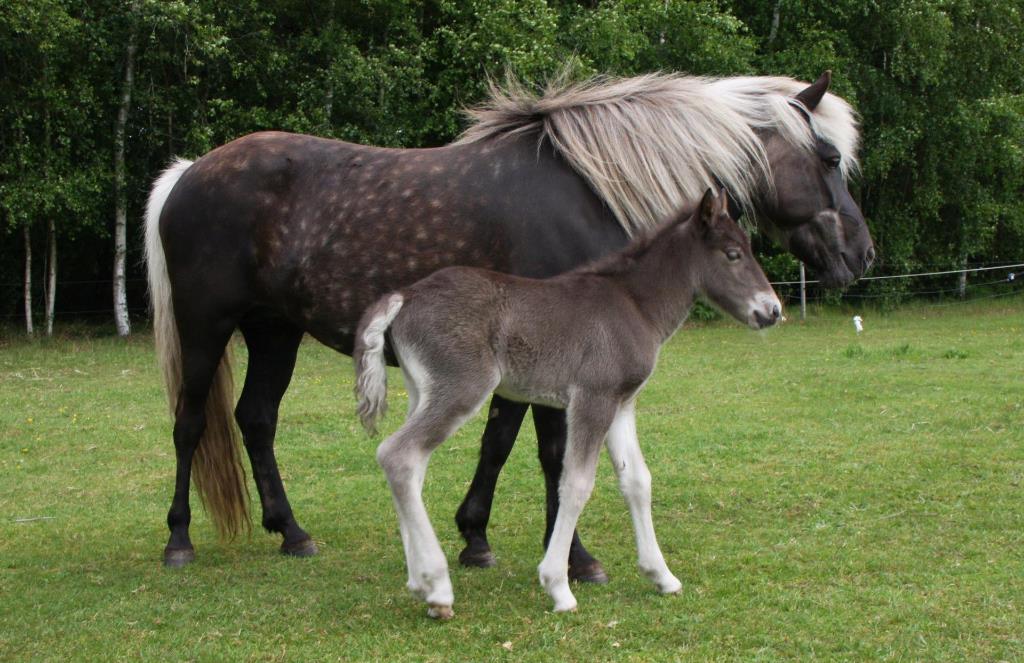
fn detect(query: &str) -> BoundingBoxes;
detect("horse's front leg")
[605,401,681,594]
[455,396,529,568]
[537,399,616,612]
[533,405,608,583]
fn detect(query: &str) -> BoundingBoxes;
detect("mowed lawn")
[1,299,1022,661]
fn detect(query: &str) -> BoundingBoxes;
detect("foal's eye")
[824,156,841,170]
[725,249,741,262]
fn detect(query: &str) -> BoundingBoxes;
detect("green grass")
[1,299,1022,661]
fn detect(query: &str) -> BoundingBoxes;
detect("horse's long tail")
[354,293,404,435]
[145,158,251,539]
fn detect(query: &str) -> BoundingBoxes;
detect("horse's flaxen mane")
[456,73,860,237]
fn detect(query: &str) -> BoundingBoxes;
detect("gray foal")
[354,188,781,617]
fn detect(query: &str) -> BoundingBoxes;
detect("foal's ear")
[794,70,831,112]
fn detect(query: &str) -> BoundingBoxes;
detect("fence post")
[957,258,967,299]
[799,262,807,321]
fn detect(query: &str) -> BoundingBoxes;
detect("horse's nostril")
[865,245,876,268]
[771,304,781,320]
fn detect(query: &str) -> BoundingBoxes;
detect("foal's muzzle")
[750,292,783,329]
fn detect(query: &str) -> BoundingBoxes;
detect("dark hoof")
[163,547,195,568]
[458,546,497,569]
[281,537,318,558]
[569,561,609,584]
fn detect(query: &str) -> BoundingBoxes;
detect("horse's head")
[757,72,875,288]
[696,188,782,330]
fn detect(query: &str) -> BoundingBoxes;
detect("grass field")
[1,298,1022,661]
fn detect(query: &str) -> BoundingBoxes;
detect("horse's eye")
[824,156,841,170]
[725,249,741,262]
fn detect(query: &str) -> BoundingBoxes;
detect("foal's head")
[694,188,782,329]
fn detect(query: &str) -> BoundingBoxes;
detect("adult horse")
[145,71,872,569]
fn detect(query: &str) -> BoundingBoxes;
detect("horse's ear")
[794,70,831,112]
[699,188,717,230]
[717,187,730,217]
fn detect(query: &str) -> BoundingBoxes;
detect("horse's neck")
[606,221,700,341]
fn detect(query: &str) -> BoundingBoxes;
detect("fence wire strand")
[3,263,1023,322]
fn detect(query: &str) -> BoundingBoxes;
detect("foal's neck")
[604,216,701,341]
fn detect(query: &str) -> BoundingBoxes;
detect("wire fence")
[769,262,1024,286]
[2,263,1022,325]
[769,262,1023,318]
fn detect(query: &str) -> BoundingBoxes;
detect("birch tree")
[23,225,34,336]
[113,5,139,337]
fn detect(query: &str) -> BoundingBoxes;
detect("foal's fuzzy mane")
[574,207,694,278]
[456,72,860,237]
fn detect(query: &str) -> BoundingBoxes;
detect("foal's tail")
[145,158,251,540]
[353,293,404,435]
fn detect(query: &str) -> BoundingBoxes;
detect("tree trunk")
[767,0,782,46]
[40,74,53,336]
[113,17,138,337]
[23,225,34,336]
[659,0,668,45]
[45,218,57,336]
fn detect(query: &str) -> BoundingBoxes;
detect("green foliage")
[1,0,1022,319]
[559,0,754,75]
[730,0,1024,289]
[0,0,108,234]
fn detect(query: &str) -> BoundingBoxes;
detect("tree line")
[2,0,1022,335]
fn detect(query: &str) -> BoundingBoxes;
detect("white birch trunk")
[113,20,138,337]
[768,0,782,45]
[23,225,34,336]
[45,218,56,336]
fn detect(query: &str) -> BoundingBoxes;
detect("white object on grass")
[853,315,863,333]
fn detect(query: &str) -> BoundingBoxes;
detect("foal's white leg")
[606,402,682,594]
[393,358,424,594]
[377,429,454,618]
[378,353,496,619]
[537,399,616,612]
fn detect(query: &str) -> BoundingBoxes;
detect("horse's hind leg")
[455,395,529,568]
[164,316,237,567]
[605,401,681,594]
[533,405,608,584]
[235,315,316,556]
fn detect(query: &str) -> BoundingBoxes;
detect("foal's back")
[391,266,659,410]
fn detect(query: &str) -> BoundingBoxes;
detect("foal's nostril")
[753,305,780,329]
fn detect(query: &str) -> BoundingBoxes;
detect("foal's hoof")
[281,537,319,558]
[569,561,609,584]
[427,604,454,620]
[458,546,497,569]
[163,547,195,568]
[658,577,684,595]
